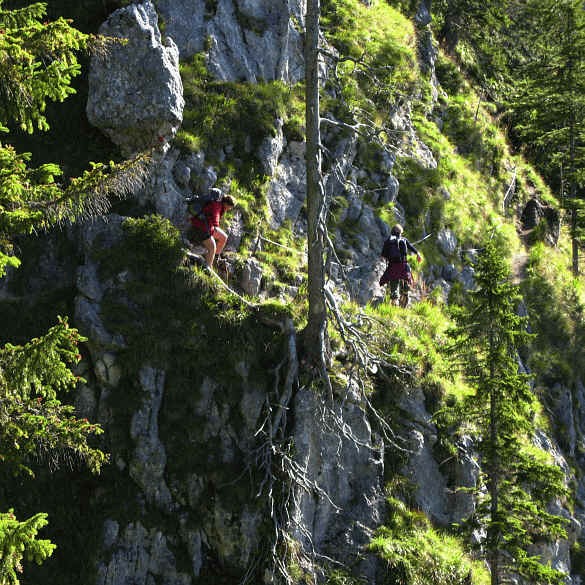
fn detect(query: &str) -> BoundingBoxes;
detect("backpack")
[185,188,223,219]
[382,235,403,262]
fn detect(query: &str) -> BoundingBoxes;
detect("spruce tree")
[447,240,568,585]
[508,0,585,274]
[0,2,147,582]
[431,0,509,59]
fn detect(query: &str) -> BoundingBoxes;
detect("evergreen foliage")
[445,240,568,584]
[0,317,106,477]
[0,1,86,134]
[432,0,509,60]
[0,1,148,580]
[507,0,585,270]
[0,510,55,585]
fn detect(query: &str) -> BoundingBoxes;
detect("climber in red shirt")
[187,189,236,269]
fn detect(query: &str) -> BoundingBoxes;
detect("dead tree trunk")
[304,0,328,369]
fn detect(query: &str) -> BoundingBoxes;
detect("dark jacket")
[379,236,418,285]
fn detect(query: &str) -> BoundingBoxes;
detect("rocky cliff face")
[2,1,585,584]
[156,0,305,82]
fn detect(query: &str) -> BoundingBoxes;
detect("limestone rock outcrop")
[87,1,184,155]
[155,0,305,83]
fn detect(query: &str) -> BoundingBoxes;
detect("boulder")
[520,198,561,246]
[87,1,184,156]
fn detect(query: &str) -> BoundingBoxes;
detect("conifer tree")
[447,240,568,585]
[0,2,147,582]
[432,0,509,60]
[508,0,585,274]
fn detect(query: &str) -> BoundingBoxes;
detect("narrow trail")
[511,227,532,285]
[511,251,529,285]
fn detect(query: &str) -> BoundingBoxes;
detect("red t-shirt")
[189,201,225,236]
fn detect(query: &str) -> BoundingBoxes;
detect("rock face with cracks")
[155,0,305,83]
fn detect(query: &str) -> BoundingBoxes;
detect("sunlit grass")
[369,497,491,585]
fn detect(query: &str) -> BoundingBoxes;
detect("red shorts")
[379,261,413,287]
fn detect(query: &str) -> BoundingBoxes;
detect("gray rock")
[146,148,190,226]
[457,265,476,290]
[172,160,191,187]
[398,388,449,526]
[359,206,385,252]
[96,522,190,585]
[257,118,285,176]
[95,352,123,388]
[439,186,451,200]
[442,263,458,282]
[527,502,580,581]
[553,384,577,456]
[437,228,458,256]
[87,1,184,155]
[182,529,203,577]
[129,366,173,509]
[203,167,218,192]
[184,151,206,178]
[75,384,98,419]
[380,174,400,205]
[240,257,263,297]
[204,504,261,568]
[75,296,126,351]
[431,278,451,302]
[417,29,438,105]
[225,209,244,251]
[102,519,120,551]
[390,103,437,170]
[575,379,585,442]
[451,436,480,522]
[345,195,363,223]
[290,386,384,581]
[77,262,104,302]
[379,151,396,174]
[156,0,304,83]
[393,201,407,228]
[266,140,306,228]
[376,216,392,240]
[520,198,561,246]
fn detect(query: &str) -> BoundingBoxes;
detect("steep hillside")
[1,1,585,584]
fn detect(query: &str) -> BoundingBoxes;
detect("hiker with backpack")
[379,224,422,307]
[186,187,236,269]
